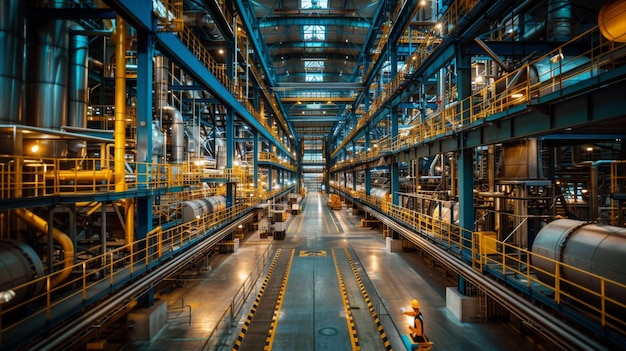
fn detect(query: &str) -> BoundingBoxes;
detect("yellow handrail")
[329,184,626,332]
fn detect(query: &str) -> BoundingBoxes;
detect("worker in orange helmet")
[402,299,424,342]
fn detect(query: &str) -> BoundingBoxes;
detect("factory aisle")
[117,192,550,351]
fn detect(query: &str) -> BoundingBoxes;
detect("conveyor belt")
[233,248,295,350]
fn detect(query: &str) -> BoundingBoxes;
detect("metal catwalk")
[115,193,552,351]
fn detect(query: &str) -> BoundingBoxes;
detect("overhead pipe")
[14,208,74,288]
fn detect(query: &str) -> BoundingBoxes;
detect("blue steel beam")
[236,0,276,86]
[259,17,371,28]
[26,8,116,20]
[288,116,344,122]
[335,0,518,152]
[157,31,292,157]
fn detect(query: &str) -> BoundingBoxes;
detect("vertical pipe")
[114,16,127,192]
[548,0,571,41]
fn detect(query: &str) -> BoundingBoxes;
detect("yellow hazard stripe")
[345,249,393,351]
[264,249,295,350]
[232,249,282,351]
[332,249,361,350]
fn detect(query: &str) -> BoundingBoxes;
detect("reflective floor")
[114,192,550,351]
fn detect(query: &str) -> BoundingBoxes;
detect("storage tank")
[182,200,204,223]
[0,240,45,306]
[181,196,227,222]
[205,196,226,213]
[531,219,626,314]
[599,0,626,42]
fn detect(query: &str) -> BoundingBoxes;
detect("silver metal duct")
[68,23,88,129]
[154,55,168,109]
[183,12,223,41]
[548,0,571,41]
[161,105,184,164]
[67,23,88,157]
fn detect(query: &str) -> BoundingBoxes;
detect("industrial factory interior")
[1,0,626,350]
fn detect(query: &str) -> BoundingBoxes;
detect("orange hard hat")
[411,299,420,309]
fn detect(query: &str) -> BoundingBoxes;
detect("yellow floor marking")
[299,249,327,257]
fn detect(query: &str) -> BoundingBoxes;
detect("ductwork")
[14,209,74,288]
[548,0,571,41]
[161,105,185,164]
[154,55,168,109]
[68,23,89,158]
[68,23,88,130]
[184,12,223,41]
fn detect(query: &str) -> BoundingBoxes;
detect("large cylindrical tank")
[0,240,45,306]
[204,196,226,213]
[599,0,626,42]
[181,196,227,223]
[0,0,24,157]
[370,188,388,199]
[432,201,459,224]
[532,219,626,313]
[182,200,203,223]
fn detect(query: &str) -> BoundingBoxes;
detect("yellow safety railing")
[330,185,626,332]
[333,25,626,165]
[0,157,233,200]
[176,24,292,154]
[0,202,254,339]
[610,161,626,226]
[258,152,297,171]
[336,0,480,158]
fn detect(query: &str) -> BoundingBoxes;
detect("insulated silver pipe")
[68,23,88,129]
[548,0,571,41]
[161,105,184,164]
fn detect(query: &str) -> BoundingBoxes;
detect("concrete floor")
[111,192,550,351]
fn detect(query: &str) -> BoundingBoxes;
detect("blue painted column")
[364,133,371,196]
[136,24,155,309]
[226,108,235,206]
[225,40,235,207]
[135,27,154,244]
[253,131,259,188]
[390,108,399,205]
[456,42,474,292]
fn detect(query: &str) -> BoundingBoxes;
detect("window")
[301,0,328,9]
[303,25,326,41]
